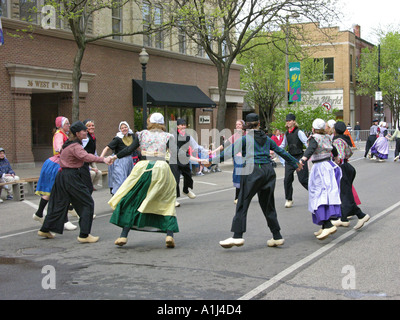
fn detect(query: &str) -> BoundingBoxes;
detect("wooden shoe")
[219,237,244,249]
[166,236,175,248]
[316,226,337,240]
[77,234,99,243]
[183,190,196,199]
[38,231,54,239]
[33,213,44,224]
[331,219,350,227]
[175,201,181,207]
[314,229,323,236]
[267,238,285,247]
[114,237,128,246]
[354,214,370,230]
[285,200,293,208]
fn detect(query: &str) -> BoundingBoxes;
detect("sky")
[337,0,400,44]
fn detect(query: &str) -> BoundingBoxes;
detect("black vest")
[286,127,304,156]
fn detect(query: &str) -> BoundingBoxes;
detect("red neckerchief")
[288,127,295,134]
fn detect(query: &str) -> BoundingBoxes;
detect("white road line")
[239,200,400,300]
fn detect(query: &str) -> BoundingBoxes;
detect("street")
[1,147,400,302]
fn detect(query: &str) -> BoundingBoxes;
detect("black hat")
[286,113,296,121]
[334,121,346,134]
[70,121,88,135]
[372,119,378,123]
[177,118,186,125]
[246,113,259,122]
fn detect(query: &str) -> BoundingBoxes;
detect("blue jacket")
[0,157,15,177]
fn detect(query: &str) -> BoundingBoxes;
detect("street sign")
[375,91,382,101]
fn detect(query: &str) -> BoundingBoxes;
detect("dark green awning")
[133,79,216,108]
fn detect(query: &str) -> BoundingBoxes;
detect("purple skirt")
[310,161,342,226]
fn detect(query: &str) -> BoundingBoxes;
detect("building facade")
[0,1,246,166]
[299,23,378,129]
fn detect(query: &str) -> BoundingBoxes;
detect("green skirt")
[109,162,179,233]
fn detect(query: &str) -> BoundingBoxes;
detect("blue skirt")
[35,159,61,196]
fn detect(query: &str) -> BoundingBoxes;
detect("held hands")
[104,155,116,165]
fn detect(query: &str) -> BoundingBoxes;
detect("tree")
[170,0,339,131]
[40,0,171,122]
[237,29,324,130]
[357,31,400,126]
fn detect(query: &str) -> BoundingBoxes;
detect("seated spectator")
[0,147,20,200]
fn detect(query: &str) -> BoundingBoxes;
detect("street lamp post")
[139,47,149,129]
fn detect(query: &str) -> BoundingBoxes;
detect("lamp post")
[139,47,149,129]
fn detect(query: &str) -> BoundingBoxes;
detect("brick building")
[299,23,380,129]
[0,2,245,167]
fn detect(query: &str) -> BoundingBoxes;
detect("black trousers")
[284,154,308,201]
[169,163,193,198]
[41,168,95,235]
[395,138,400,158]
[231,163,281,238]
[364,135,377,157]
[339,162,366,222]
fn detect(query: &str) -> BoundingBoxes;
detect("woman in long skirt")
[370,122,390,161]
[109,113,179,248]
[300,119,342,240]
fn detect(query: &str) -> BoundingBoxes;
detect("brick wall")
[0,23,241,165]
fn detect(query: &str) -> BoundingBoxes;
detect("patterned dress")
[109,130,178,233]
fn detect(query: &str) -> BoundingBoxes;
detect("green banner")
[289,62,301,102]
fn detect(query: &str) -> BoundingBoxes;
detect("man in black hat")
[38,121,113,243]
[364,119,379,158]
[280,113,309,208]
[217,113,303,249]
[169,118,207,207]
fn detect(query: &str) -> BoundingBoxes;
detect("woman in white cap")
[369,121,391,162]
[38,121,112,243]
[300,118,342,240]
[100,121,138,195]
[108,113,179,248]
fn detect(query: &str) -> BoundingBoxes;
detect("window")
[178,23,186,54]
[315,57,334,81]
[112,5,122,40]
[19,0,37,24]
[154,4,163,49]
[323,57,334,81]
[1,0,8,17]
[142,1,151,47]
[350,54,353,82]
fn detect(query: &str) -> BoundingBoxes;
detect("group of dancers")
[33,112,370,249]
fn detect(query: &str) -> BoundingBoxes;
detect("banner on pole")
[289,62,301,102]
[0,17,4,46]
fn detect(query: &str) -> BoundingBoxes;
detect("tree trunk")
[216,65,230,133]
[69,18,86,123]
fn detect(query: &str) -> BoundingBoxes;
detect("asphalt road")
[1,148,400,302]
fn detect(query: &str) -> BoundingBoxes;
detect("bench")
[0,177,39,201]
[0,170,109,201]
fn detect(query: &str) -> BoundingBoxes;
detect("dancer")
[38,121,112,243]
[331,121,370,230]
[364,119,379,158]
[370,122,391,162]
[169,118,207,207]
[100,121,137,195]
[217,113,303,249]
[212,119,246,204]
[109,113,179,248]
[300,119,342,240]
[33,116,77,231]
[280,113,309,208]
[390,126,400,162]
[82,119,102,191]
